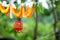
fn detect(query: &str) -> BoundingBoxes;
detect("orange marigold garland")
[0,2,34,18]
[23,4,34,18]
[0,3,10,14]
[11,4,23,18]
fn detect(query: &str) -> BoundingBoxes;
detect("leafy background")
[0,0,60,40]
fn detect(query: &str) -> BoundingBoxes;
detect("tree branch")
[50,0,59,40]
[33,0,38,40]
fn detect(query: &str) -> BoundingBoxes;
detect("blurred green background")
[0,0,60,40]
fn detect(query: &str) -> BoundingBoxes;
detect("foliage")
[0,0,60,40]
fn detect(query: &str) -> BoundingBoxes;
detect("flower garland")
[0,3,10,14]
[0,2,34,18]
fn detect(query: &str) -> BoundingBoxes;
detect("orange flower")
[11,4,34,18]
[11,5,23,18]
[0,3,10,14]
[0,3,34,18]
[23,4,34,18]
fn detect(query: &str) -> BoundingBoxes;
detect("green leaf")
[55,1,60,9]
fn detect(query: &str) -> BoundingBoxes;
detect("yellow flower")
[11,4,23,18]
[23,4,34,18]
[0,3,10,14]
[0,3,34,18]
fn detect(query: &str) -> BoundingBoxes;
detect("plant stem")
[50,0,59,40]
[33,0,38,40]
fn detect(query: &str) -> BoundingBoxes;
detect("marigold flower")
[0,3,10,14]
[23,4,34,18]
